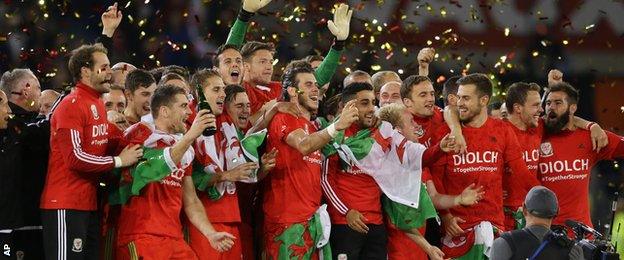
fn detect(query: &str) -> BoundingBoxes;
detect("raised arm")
[313,3,353,86]
[285,100,358,155]
[548,69,609,152]
[417,47,435,77]
[97,3,122,56]
[226,0,272,47]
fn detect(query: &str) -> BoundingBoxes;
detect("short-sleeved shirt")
[502,119,543,208]
[432,118,524,230]
[262,113,323,224]
[117,124,194,242]
[539,129,624,227]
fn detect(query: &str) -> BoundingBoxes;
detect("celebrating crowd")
[1,1,624,260]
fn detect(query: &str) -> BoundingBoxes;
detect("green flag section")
[240,129,267,164]
[273,212,332,260]
[109,147,173,205]
[324,121,427,209]
[504,206,526,230]
[383,183,438,231]
[190,160,222,201]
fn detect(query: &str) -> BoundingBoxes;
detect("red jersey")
[41,83,116,211]
[412,106,445,148]
[431,118,528,230]
[539,129,624,227]
[193,114,241,223]
[242,81,282,115]
[263,113,323,224]
[322,125,384,225]
[117,123,194,243]
[502,119,542,208]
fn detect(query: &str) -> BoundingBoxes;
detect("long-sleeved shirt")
[40,83,118,211]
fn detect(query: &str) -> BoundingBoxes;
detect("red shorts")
[263,222,318,260]
[386,220,428,260]
[188,222,242,260]
[116,234,197,260]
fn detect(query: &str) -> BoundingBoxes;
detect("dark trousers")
[0,228,44,259]
[41,209,99,260]
[330,224,388,260]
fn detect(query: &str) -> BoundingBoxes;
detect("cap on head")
[524,186,559,218]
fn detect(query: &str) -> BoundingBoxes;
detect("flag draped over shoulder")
[109,127,194,205]
[323,121,427,208]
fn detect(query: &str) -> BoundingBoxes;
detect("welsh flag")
[109,126,194,205]
[323,121,436,226]
[191,119,267,199]
[441,221,498,259]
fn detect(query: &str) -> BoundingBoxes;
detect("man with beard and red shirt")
[262,62,358,259]
[501,80,608,232]
[431,73,533,259]
[539,82,624,230]
[321,83,388,259]
[388,73,466,259]
[40,43,143,259]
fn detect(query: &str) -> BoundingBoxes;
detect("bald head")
[38,89,60,116]
[343,70,372,88]
[372,71,401,95]
[379,81,402,107]
[111,62,137,86]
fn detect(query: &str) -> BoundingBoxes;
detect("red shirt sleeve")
[597,131,624,160]
[56,128,115,173]
[269,113,299,141]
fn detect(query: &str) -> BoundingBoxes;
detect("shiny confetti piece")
[504,28,510,36]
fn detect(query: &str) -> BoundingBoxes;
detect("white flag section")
[333,121,427,208]
[197,121,262,197]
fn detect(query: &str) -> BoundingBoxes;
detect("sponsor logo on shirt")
[453,151,499,165]
[540,142,553,157]
[539,159,590,175]
[303,152,323,165]
[345,166,366,175]
[159,168,185,187]
[451,151,500,173]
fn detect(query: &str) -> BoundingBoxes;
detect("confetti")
[504,28,510,36]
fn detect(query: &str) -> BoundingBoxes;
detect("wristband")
[326,123,338,138]
[238,8,255,22]
[586,122,596,130]
[114,156,123,168]
[332,39,346,51]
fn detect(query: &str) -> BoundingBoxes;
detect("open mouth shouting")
[230,70,240,82]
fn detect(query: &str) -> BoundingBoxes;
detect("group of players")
[1,0,623,259]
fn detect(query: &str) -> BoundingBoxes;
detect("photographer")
[490,186,584,260]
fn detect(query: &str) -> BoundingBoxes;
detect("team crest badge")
[540,142,553,157]
[90,104,99,120]
[72,238,83,252]
[414,124,425,137]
